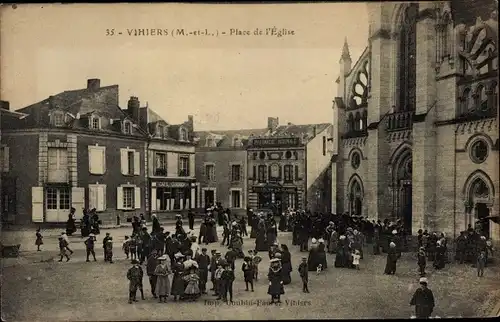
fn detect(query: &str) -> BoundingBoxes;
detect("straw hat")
[318,238,325,243]
[274,252,282,258]
[392,230,398,234]
[389,242,396,247]
[419,277,428,284]
[270,258,280,263]
[174,252,184,259]
[311,238,317,244]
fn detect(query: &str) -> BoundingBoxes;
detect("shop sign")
[251,137,300,148]
[155,181,189,188]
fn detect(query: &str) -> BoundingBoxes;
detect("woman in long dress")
[267,258,284,304]
[266,217,278,246]
[328,230,338,254]
[66,210,76,236]
[183,267,201,301]
[307,238,319,271]
[154,255,171,303]
[335,236,346,268]
[255,218,268,252]
[317,239,328,270]
[384,242,399,275]
[280,244,292,285]
[170,253,185,301]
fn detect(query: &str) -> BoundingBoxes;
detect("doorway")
[204,190,214,208]
[399,182,412,234]
[475,203,490,239]
[354,197,362,216]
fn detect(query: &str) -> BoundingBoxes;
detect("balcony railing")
[154,168,168,176]
[47,169,69,183]
[386,111,414,132]
[178,169,190,177]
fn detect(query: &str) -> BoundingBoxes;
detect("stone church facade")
[331,1,499,241]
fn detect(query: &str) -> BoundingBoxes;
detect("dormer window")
[123,121,132,134]
[91,116,101,130]
[52,112,65,127]
[157,124,164,138]
[233,137,242,147]
[206,137,215,147]
[179,127,188,141]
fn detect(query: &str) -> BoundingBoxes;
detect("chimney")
[187,115,194,131]
[87,78,101,92]
[127,96,140,121]
[313,126,317,137]
[267,117,279,132]
[0,100,10,110]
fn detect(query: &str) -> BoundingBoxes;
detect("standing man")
[410,277,435,319]
[146,250,159,298]
[188,211,195,231]
[102,232,111,261]
[195,247,210,294]
[85,233,97,262]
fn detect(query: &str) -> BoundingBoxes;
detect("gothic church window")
[470,139,489,164]
[351,152,361,170]
[397,3,418,112]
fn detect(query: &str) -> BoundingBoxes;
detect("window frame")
[122,186,135,210]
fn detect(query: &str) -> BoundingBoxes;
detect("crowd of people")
[35,203,496,317]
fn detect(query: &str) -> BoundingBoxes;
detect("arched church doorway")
[348,177,363,216]
[466,175,493,239]
[392,150,412,233]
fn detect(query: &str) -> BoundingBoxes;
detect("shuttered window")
[88,146,106,175]
[89,184,106,211]
[117,186,140,210]
[120,148,140,176]
[231,164,241,182]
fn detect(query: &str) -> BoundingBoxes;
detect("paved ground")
[2,225,500,321]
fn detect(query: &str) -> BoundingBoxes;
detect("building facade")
[137,105,197,219]
[194,128,267,215]
[247,118,333,214]
[332,1,499,241]
[0,78,197,224]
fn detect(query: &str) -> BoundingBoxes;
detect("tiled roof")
[195,122,331,148]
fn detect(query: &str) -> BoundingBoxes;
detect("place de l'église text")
[105,27,295,38]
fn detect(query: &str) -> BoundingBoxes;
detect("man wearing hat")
[127,259,145,304]
[195,248,210,294]
[146,250,160,298]
[103,232,112,262]
[298,257,309,293]
[410,277,435,319]
[84,233,97,262]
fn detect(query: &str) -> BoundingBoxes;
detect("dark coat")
[267,266,284,296]
[410,287,435,318]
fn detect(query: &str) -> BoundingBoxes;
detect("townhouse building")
[0,78,197,225]
[136,106,197,219]
[194,128,267,216]
[247,118,333,214]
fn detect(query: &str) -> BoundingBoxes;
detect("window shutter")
[116,186,123,210]
[88,147,96,174]
[267,166,271,181]
[120,149,128,175]
[134,187,141,209]
[202,164,206,177]
[239,165,243,181]
[189,154,195,178]
[89,185,98,210]
[151,187,157,211]
[252,166,256,180]
[3,147,9,172]
[31,187,44,223]
[278,165,282,180]
[295,165,299,180]
[71,187,85,220]
[134,151,140,175]
[101,148,106,173]
[178,156,182,176]
[213,164,216,181]
[97,185,106,211]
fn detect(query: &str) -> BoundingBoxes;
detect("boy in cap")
[104,237,114,263]
[242,256,255,292]
[103,232,112,262]
[61,232,74,255]
[298,257,309,293]
[85,233,97,262]
[210,250,221,292]
[58,236,71,262]
[214,259,225,299]
[127,260,145,304]
[410,277,435,319]
[221,261,235,303]
[122,236,131,259]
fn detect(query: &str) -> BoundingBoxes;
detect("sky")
[0,3,368,131]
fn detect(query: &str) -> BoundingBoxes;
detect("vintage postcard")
[0,1,499,320]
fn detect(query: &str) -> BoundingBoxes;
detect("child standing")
[105,238,114,263]
[214,261,225,299]
[298,257,309,293]
[248,250,260,281]
[417,247,427,277]
[477,250,486,277]
[85,233,97,262]
[183,267,201,301]
[58,236,71,262]
[35,228,43,251]
[221,262,235,303]
[122,236,131,259]
[242,256,255,292]
[127,259,144,304]
[352,250,361,270]
[129,236,137,261]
